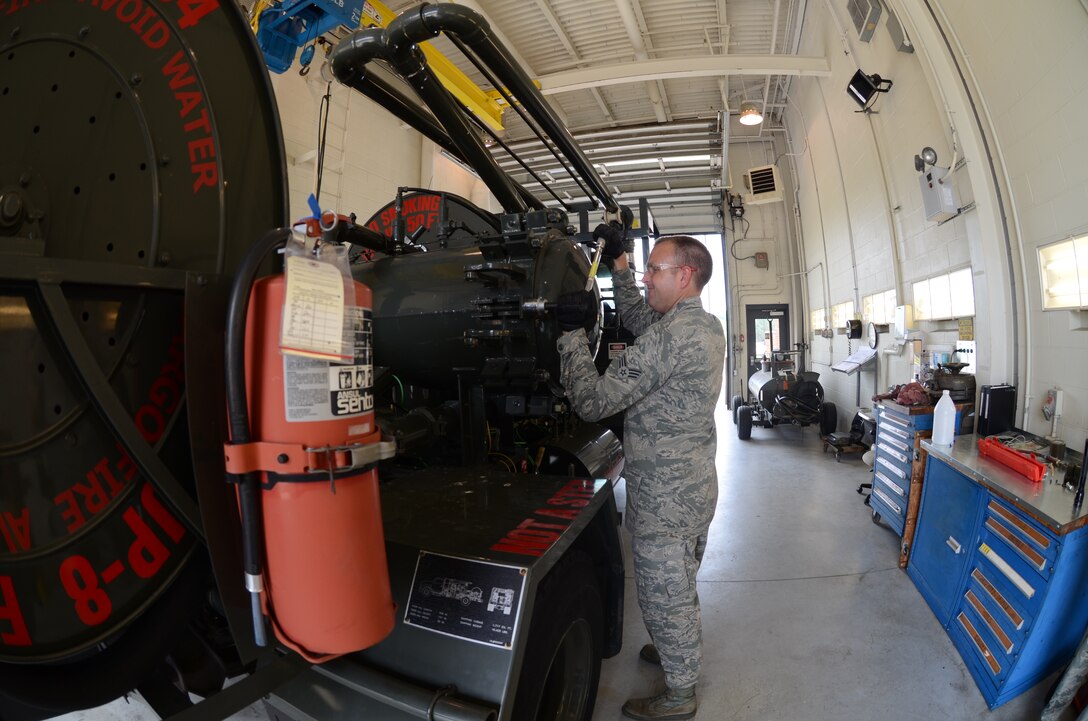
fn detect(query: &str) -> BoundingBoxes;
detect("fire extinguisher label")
[329,363,373,416]
[284,307,374,422]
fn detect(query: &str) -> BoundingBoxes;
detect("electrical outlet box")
[920,168,959,221]
[754,251,769,268]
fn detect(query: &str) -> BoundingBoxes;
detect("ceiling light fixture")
[738,102,763,126]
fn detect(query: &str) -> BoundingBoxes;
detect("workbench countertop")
[921,435,1088,534]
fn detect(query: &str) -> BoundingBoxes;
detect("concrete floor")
[56,403,1067,721]
[590,404,1059,721]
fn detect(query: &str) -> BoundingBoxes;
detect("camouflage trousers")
[632,530,708,690]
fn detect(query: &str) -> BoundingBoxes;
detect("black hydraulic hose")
[449,34,596,208]
[459,104,555,210]
[327,45,542,213]
[402,2,617,213]
[328,32,459,160]
[225,227,292,647]
[328,26,526,213]
[384,35,527,213]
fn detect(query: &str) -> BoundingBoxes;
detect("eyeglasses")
[637,263,691,277]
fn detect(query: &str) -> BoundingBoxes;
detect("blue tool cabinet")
[871,401,968,567]
[870,402,933,540]
[908,440,1088,709]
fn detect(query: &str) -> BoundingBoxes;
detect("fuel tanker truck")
[0,3,629,720]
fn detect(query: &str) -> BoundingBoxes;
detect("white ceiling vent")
[743,165,784,205]
[846,0,881,42]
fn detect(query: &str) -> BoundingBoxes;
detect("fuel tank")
[353,192,599,392]
[748,367,823,406]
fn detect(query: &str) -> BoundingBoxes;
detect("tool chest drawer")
[964,565,1030,649]
[875,429,911,455]
[871,403,934,550]
[981,499,1057,580]
[951,602,1012,691]
[871,469,907,533]
[952,548,1040,692]
[910,450,1088,710]
[878,406,934,432]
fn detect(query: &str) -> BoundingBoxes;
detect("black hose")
[224,227,292,646]
[329,24,526,213]
[328,2,617,214]
[326,50,542,213]
[408,3,617,213]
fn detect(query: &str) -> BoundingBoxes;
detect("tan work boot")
[621,685,697,720]
[639,643,661,665]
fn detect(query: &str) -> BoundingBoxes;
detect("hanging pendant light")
[738,102,763,126]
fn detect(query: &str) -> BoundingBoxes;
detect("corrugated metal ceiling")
[371,0,807,232]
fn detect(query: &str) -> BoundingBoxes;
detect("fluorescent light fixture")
[603,154,713,168]
[738,102,763,126]
[1039,235,1088,309]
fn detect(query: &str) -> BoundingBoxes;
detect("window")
[1039,234,1088,310]
[831,301,854,330]
[912,268,974,320]
[862,289,897,325]
[810,308,826,337]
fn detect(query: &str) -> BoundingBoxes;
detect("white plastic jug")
[932,389,956,447]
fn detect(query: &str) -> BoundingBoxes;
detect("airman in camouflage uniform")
[556,232,725,721]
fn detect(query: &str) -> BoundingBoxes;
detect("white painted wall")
[783,0,1088,449]
[420,139,502,213]
[268,70,424,225]
[722,137,799,401]
[267,69,508,237]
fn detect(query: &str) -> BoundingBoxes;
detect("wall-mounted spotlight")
[846,69,893,111]
[914,146,938,172]
[738,102,764,126]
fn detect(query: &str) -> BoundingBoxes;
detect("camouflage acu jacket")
[557,267,726,537]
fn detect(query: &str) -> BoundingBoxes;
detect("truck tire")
[731,394,744,424]
[512,552,603,721]
[820,402,838,436]
[738,406,753,440]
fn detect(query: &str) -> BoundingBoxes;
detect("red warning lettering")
[157,0,219,28]
[0,576,31,646]
[536,507,579,521]
[55,332,181,536]
[135,332,184,444]
[57,482,187,628]
[59,555,113,626]
[369,195,442,238]
[491,480,597,557]
[0,508,31,553]
[81,0,171,50]
[161,51,218,193]
[138,481,186,544]
[0,0,42,17]
[55,444,138,534]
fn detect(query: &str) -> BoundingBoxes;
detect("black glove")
[556,290,598,332]
[592,223,626,260]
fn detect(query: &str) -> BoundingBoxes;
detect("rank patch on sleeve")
[618,356,642,380]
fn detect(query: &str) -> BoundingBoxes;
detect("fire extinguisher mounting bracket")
[224,439,397,477]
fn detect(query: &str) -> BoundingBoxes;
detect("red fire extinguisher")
[223,228,395,662]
